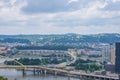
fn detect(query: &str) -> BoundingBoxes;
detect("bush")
[0,76,8,80]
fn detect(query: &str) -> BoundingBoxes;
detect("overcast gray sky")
[0,0,120,34]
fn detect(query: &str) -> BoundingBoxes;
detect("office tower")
[110,44,115,64]
[115,43,120,73]
[102,44,111,63]
[102,43,115,64]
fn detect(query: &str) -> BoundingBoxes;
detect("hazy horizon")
[0,0,120,34]
[0,32,119,35]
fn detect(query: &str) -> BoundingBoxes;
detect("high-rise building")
[110,45,115,64]
[102,43,115,64]
[115,43,120,74]
[102,44,111,63]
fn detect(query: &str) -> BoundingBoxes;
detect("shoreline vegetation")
[0,76,8,80]
[4,58,103,72]
[4,58,66,65]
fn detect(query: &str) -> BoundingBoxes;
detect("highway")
[54,50,77,67]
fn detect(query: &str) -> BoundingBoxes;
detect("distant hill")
[0,38,31,44]
[0,33,120,44]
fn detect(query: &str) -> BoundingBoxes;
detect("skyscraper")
[110,44,115,64]
[102,44,111,63]
[115,43,120,73]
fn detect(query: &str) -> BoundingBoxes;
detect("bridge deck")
[0,66,119,80]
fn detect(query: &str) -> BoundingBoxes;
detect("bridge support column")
[67,72,71,80]
[40,70,43,74]
[33,68,36,76]
[67,71,70,77]
[55,71,57,76]
[44,70,47,76]
[37,69,41,75]
[67,75,70,80]
[93,76,96,80]
[80,75,82,79]
[79,75,82,80]
[22,69,26,77]
[119,74,120,80]
[82,76,85,80]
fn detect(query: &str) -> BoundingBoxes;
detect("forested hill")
[0,33,120,43]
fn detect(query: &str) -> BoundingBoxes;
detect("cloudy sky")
[0,0,120,34]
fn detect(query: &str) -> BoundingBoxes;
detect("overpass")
[55,50,77,67]
[67,50,77,65]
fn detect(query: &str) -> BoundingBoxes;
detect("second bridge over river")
[0,65,119,80]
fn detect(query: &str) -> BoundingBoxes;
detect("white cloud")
[0,0,27,21]
[68,0,79,4]
[0,0,120,34]
[111,0,120,2]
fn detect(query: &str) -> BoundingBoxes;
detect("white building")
[102,44,115,64]
[19,50,68,56]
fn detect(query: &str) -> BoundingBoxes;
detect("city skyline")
[0,0,120,34]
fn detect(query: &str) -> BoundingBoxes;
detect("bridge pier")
[37,69,41,75]
[55,71,57,76]
[33,68,41,76]
[67,71,70,77]
[93,76,97,80]
[119,74,120,80]
[82,75,88,80]
[38,69,40,74]
[42,69,47,76]
[40,69,43,74]
[22,69,26,77]
[81,75,84,79]
[33,68,36,76]
[78,75,83,80]
[67,76,71,80]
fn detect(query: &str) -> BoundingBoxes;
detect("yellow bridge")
[0,65,119,80]
[0,55,119,80]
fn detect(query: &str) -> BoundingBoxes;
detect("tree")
[0,76,8,80]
